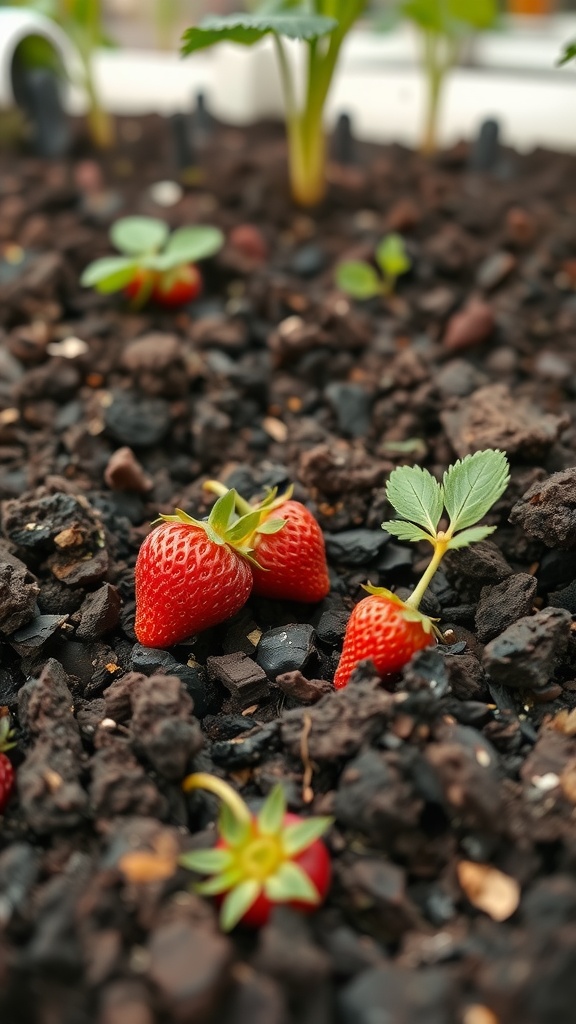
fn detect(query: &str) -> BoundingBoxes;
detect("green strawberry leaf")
[558,41,576,67]
[226,509,263,545]
[375,233,411,281]
[386,464,444,536]
[282,817,332,856]
[443,449,509,534]
[209,489,239,536]
[182,12,338,54]
[258,785,286,836]
[447,524,496,549]
[381,520,435,544]
[80,256,138,291]
[256,518,286,535]
[110,216,169,256]
[335,260,382,300]
[195,867,243,896]
[220,879,261,931]
[155,226,224,271]
[179,848,233,874]
[218,802,252,848]
[264,861,320,904]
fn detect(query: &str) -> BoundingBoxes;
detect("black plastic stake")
[332,112,355,165]
[468,118,500,174]
[17,69,70,158]
[171,112,194,171]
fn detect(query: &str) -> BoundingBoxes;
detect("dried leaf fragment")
[457,861,520,922]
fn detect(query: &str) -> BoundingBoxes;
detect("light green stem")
[405,538,448,610]
[204,481,253,517]
[182,773,252,827]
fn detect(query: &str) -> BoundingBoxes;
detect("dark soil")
[2,113,576,1024]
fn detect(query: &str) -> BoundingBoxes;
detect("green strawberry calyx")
[203,480,292,544]
[180,772,332,932]
[0,717,16,753]
[362,583,438,636]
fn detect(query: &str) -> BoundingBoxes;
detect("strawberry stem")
[204,481,253,518]
[404,534,449,611]
[182,772,252,827]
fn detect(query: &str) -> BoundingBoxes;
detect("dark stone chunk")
[325,529,388,566]
[476,250,516,291]
[424,728,501,830]
[335,749,422,843]
[339,964,454,1024]
[90,733,167,819]
[104,391,171,447]
[9,612,66,655]
[376,542,413,573]
[510,468,576,549]
[475,573,537,642]
[482,607,572,689]
[549,579,576,614]
[130,674,203,780]
[444,540,513,592]
[131,644,218,719]
[443,299,495,352]
[342,859,422,942]
[207,653,269,709]
[148,917,232,1021]
[0,562,39,633]
[441,384,567,460]
[290,244,326,278]
[256,624,316,678]
[315,604,349,646]
[202,714,255,742]
[324,383,372,438]
[211,722,279,768]
[3,491,103,552]
[76,583,122,641]
[443,652,489,701]
[0,843,39,926]
[539,549,576,591]
[220,972,285,1024]
[37,579,85,615]
[276,671,331,704]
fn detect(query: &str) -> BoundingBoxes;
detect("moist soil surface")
[1,114,576,1024]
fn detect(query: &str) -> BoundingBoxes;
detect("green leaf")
[179,848,233,874]
[258,785,286,836]
[375,234,411,282]
[209,489,238,535]
[80,256,137,291]
[443,449,509,534]
[182,12,338,55]
[335,260,382,300]
[219,802,252,848]
[195,867,243,896]
[386,464,444,536]
[220,879,261,931]
[558,41,576,67]
[155,226,224,271]
[447,524,496,550]
[381,520,435,544]
[226,510,263,545]
[401,0,496,34]
[110,216,169,256]
[264,861,320,904]
[256,518,286,535]
[282,817,332,856]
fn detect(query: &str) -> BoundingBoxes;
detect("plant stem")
[182,773,252,827]
[421,30,444,156]
[204,481,253,517]
[405,536,449,610]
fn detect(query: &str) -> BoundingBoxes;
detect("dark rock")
[256,624,316,678]
[0,843,40,925]
[290,244,326,278]
[510,468,576,549]
[3,490,104,552]
[276,671,331,703]
[147,917,232,1021]
[211,722,280,768]
[220,971,285,1024]
[549,579,576,614]
[441,384,567,459]
[538,549,576,591]
[436,359,488,398]
[335,749,422,842]
[90,732,167,819]
[476,250,516,291]
[342,858,422,942]
[325,529,388,566]
[483,607,572,689]
[442,299,495,352]
[104,446,153,493]
[339,964,454,1024]
[444,540,513,594]
[443,653,489,701]
[324,383,372,439]
[130,674,203,780]
[104,392,171,447]
[131,645,218,719]
[9,612,67,655]
[315,604,349,646]
[0,561,39,633]
[475,573,537,643]
[254,909,330,989]
[76,584,122,641]
[207,653,269,709]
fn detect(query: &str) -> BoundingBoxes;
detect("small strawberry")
[334,586,435,689]
[152,263,202,307]
[0,717,16,814]
[135,490,258,648]
[181,772,332,931]
[123,267,157,306]
[204,482,330,604]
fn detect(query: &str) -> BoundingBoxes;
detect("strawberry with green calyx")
[134,489,272,649]
[180,772,332,931]
[204,481,330,604]
[0,717,16,814]
[81,216,224,308]
[334,449,510,689]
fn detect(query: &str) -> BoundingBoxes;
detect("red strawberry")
[0,718,15,814]
[251,499,330,603]
[152,263,202,307]
[124,267,157,306]
[134,491,255,648]
[334,587,435,689]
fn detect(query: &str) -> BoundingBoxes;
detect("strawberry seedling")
[334,449,510,688]
[0,717,16,814]
[182,1,367,207]
[81,216,224,308]
[180,773,332,931]
[335,233,411,300]
[204,481,330,603]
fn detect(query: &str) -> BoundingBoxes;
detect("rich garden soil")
[2,113,576,1024]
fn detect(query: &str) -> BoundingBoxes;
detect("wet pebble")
[256,624,316,678]
[324,382,372,438]
[483,607,572,689]
[325,528,388,566]
[104,392,171,448]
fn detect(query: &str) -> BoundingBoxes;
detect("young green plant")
[181,0,367,207]
[81,216,224,308]
[335,233,411,299]
[401,0,497,155]
[334,449,510,687]
[180,773,332,931]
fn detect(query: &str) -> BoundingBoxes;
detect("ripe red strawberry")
[152,263,202,307]
[251,499,330,603]
[0,718,16,814]
[134,491,254,648]
[334,587,435,689]
[124,267,157,306]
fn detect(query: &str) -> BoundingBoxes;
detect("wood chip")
[119,833,178,884]
[262,416,288,443]
[457,861,520,922]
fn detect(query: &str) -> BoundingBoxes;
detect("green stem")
[204,481,253,517]
[404,537,448,611]
[182,773,252,827]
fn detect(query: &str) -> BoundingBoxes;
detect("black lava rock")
[475,573,537,643]
[104,392,171,447]
[256,624,316,678]
[325,383,372,438]
[131,644,218,718]
[482,607,572,689]
[325,529,389,566]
